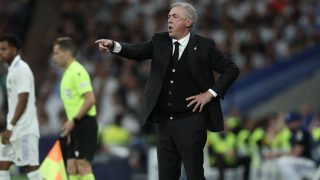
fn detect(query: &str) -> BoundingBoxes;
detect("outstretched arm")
[95,38,153,61]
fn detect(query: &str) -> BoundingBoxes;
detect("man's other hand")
[186,91,214,112]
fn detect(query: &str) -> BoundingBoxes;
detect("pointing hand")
[95,39,115,53]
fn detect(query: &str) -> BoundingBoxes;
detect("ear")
[186,19,192,28]
[14,47,19,54]
[10,46,18,55]
[66,51,73,57]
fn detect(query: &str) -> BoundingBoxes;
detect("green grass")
[12,175,28,180]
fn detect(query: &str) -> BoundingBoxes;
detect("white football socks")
[27,170,42,180]
[0,170,10,180]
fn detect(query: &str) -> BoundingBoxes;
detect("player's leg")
[75,116,97,180]
[0,161,12,180]
[24,166,42,180]
[76,159,94,179]
[16,135,42,180]
[68,158,81,180]
[0,161,12,170]
[0,143,13,179]
[68,128,82,180]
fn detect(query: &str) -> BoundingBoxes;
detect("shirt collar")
[65,60,77,72]
[172,33,190,47]
[9,55,21,70]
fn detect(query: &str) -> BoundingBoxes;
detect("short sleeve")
[14,67,32,94]
[74,68,93,95]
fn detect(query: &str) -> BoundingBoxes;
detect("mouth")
[168,25,173,31]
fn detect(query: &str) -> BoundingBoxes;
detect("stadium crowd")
[1,0,320,179]
[39,0,320,134]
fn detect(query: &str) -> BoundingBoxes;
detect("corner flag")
[40,140,68,180]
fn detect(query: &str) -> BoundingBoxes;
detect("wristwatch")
[73,117,80,122]
[110,40,115,51]
[7,123,14,131]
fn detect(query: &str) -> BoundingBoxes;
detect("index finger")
[60,131,66,138]
[95,39,106,44]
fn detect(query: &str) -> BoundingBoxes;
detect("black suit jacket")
[117,32,239,132]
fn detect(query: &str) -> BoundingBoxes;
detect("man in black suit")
[95,2,239,180]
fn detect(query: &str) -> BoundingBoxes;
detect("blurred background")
[0,0,320,179]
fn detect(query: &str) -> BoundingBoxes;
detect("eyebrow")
[168,13,179,17]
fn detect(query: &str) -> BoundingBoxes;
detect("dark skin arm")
[2,93,28,144]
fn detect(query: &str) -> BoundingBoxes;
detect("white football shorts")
[0,134,39,166]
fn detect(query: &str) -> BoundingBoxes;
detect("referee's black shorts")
[68,115,98,161]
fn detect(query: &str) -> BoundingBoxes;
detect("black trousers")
[68,116,98,161]
[156,113,207,180]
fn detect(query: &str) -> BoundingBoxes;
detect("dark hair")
[53,37,77,56]
[0,33,21,51]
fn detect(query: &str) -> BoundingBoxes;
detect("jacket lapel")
[162,37,172,69]
[188,33,199,82]
[158,35,172,82]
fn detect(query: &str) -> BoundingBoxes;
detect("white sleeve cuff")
[208,89,217,97]
[112,42,122,53]
[7,123,14,131]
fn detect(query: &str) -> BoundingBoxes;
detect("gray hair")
[171,2,198,29]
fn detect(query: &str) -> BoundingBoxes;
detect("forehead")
[0,41,10,48]
[53,44,62,51]
[169,6,185,16]
[53,44,69,55]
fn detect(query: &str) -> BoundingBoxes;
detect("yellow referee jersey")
[60,60,96,120]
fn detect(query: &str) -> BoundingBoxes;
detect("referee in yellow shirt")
[53,37,97,180]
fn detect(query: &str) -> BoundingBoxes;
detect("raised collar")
[8,55,21,70]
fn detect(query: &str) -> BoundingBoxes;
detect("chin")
[168,32,176,39]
